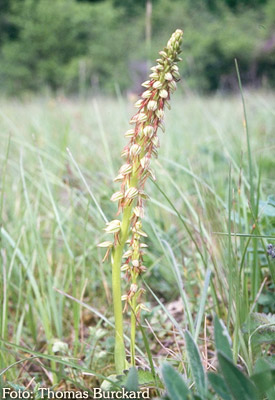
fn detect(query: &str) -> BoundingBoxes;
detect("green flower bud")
[113,174,124,182]
[104,220,121,234]
[141,80,151,88]
[159,89,168,99]
[149,72,159,80]
[97,241,113,248]
[168,80,177,91]
[143,125,154,137]
[121,264,129,271]
[134,99,143,108]
[137,112,147,122]
[156,109,164,120]
[132,260,139,267]
[142,90,152,98]
[125,187,139,199]
[119,163,132,174]
[147,100,158,111]
[133,206,144,218]
[159,50,167,57]
[153,81,162,90]
[123,249,132,259]
[124,129,135,138]
[164,72,173,81]
[110,191,124,202]
[130,144,141,157]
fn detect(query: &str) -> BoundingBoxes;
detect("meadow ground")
[0,90,274,392]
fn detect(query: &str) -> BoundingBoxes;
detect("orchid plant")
[98,29,183,374]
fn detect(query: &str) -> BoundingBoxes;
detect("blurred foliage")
[0,0,274,95]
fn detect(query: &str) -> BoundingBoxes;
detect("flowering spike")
[99,29,183,374]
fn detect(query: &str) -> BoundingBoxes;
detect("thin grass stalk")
[234,59,254,212]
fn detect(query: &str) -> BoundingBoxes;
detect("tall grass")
[0,90,274,390]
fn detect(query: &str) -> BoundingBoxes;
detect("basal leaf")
[162,363,190,400]
[185,330,207,398]
[251,368,275,397]
[125,367,139,392]
[218,352,258,400]
[214,315,232,361]
[208,372,232,400]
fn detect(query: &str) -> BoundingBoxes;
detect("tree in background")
[0,0,18,45]
[0,0,93,93]
[0,0,137,94]
[0,0,274,95]
[152,0,275,90]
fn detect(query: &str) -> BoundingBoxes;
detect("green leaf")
[251,369,275,397]
[267,195,275,207]
[101,368,157,392]
[253,331,275,344]
[243,313,275,345]
[214,315,233,361]
[218,352,258,400]
[125,367,139,392]
[184,330,207,398]
[266,383,275,399]
[208,372,232,400]
[259,200,275,217]
[100,374,123,391]
[6,383,27,391]
[254,357,275,372]
[253,359,275,400]
[251,312,275,326]
[136,369,162,386]
[162,363,190,400]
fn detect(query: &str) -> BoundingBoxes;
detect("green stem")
[111,174,138,374]
[130,279,137,366]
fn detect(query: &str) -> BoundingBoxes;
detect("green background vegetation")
[0,0,274,95]
[1,91,274,393]
[0,0,274,397]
